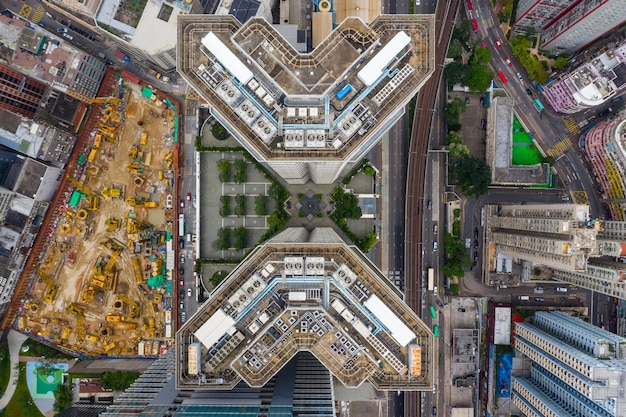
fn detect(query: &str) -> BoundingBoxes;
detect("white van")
[186,233,191,243]
[518,295,530,301]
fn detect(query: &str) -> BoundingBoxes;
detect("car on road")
[556,287,568,292]
[427,200,432,210]
[526,88,533,95]
[179,238,184,249]
[458,307,466,312]
[62,33,74,41]
[495,39,502,49]
[433,224,437,234]
[179,289,184,299]
[57,27,68,33]
[179,300,184,310]
[480,97,485,106]
[187,288,192,297]
[612,96,623,103]
[37,22,45,28]
[179,278,184,287]
[180,199,185,209]
[474,253,479,262]
[180,254,185,264]
[516,72,523,80]
[481,119,486,129]
[474,228,478,239]
[181,311,187,322]
[534,297,545,302]
[433,406,437,416]
[179,267,184,275]
[187,192,192,202]
[436,300,444,308]
[474,240,479,248]
[192,195,196,207]
[505,57,513,66]
[433,242,438,252]
[535,286,544,291]
[465,97,470,106]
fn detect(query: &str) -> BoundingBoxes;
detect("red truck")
[114,50,130,62]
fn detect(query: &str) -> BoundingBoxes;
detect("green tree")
[211,122,230,140]
[234,195,246,217]
[449,284,461,295]
[452,20,471,45]
[331,188,362,220]
[219,196,230,217]
[53,383,72,413]
[446,131,463,145]
[542,155,556,165]
[452,156,491,197]
[359,233,378,253]
[217,159,230,182]
[268,183,288,202]
[101,371,141,391]
[233,159,247,183]
[217,228,230,250]
[254,195,267,216]
[471,46,491,65]
[233,227,247,251]
[445,62,470,86]
[448,142,470,158]
[553,56,568,70]
[447,39,464,59]
[466,65,492,92]
[443,97,466,131]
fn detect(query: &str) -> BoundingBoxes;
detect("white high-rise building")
[512,311,626,416]
[177,15,435,184]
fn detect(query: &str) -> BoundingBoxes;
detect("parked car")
[465,97,470,106]
[180,199,185,209]
[179,279,184,287]
[436,300,444,308]
[62,33,73,41]
[480,97,485,106]
[181,311,187,322]
[611,96,623,103]
[556,287,568,292]
[56,27,68,33]
[534,297,545,302]
[433,242,438,252]
[526,88,533,95]
[433,224,438,234]
[179,267,184,276]
[427,200,432,210]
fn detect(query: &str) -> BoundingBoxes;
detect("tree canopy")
[442,233,472,279]
[471,46,491,66]
[509,36,549,83]
[101,371,141,391]
[451,156,491,197]
[53,384,72,413]
[466,65,492,92]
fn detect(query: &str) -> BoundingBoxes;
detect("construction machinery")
[89,97,122,105]
[145,317,155,338]
[115,294,141,319]
[105,218,120,232]
[66,176,100,211]
[67,303,86,342]
[102,187,122,199]
[34,266,58,303]
[127,164,144,173]
[93,133,103,149]
[101,238,124,275]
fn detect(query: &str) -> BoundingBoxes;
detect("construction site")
[15,71,180,358]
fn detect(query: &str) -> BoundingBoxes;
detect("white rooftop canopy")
[194,309,236,350]
[201,32,254,84]
[364,294,415,346]
[357,31,411,86]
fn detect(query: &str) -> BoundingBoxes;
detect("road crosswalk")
[546,137,571,157]
[562,116,580,134]
[31,5,45,23]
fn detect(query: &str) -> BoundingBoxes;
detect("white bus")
[428,268,435,292]
[178,213,185,237]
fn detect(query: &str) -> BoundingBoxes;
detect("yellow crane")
[66,175,100,211]
[34,266,58,303]
[67,303,86,342]
[116,295,141,319]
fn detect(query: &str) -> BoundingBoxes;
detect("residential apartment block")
[540,0,626,54]
[514,0,575,30]
[486,204,626,300]
[512,311,626,416]
[543,38,626,113]
[177,14,434,184]
[176,227,434,392]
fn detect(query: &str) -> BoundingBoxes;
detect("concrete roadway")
[472,0,607,219]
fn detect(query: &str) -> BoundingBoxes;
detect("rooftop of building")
[176,227,433,392]
[486,96,551,185]
[547,40,626,108]
[177,14,434,160]
[0,14,105,101]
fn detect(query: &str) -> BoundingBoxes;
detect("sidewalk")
[0,330,27,411]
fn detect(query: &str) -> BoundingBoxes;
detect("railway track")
[405,0,460,415]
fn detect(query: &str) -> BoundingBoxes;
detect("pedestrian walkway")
[563,116,580,134]
[31,5,45,23]
[546,137,571,157]
[0,330,28,411]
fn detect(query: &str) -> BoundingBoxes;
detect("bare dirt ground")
[24,80,177,357]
